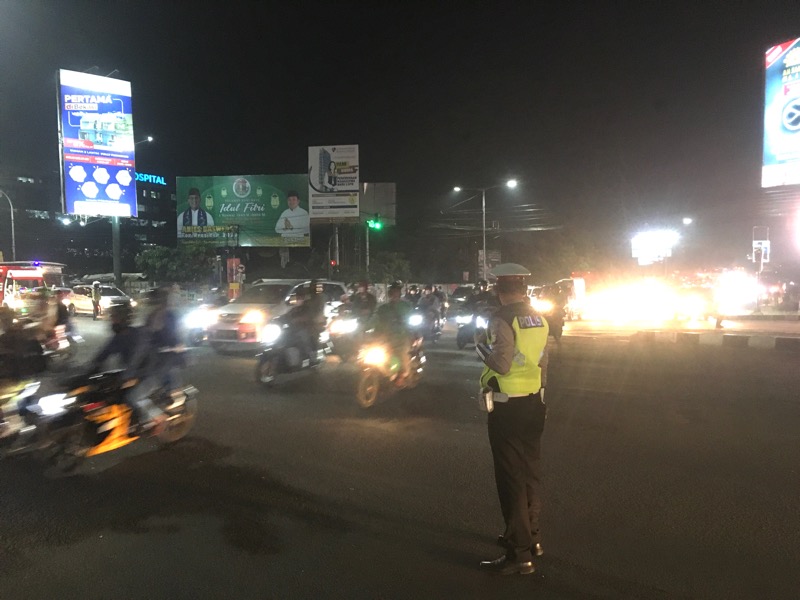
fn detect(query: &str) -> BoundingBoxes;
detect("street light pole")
[0,189,16,261]
[453,180,517,281]
[481,188,487,280]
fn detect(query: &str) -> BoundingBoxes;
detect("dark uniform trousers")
[487,391,546,562]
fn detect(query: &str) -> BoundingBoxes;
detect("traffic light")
[367,219,383,230]
[330,259,337,267]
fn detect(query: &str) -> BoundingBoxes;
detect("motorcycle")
[327,310,363,362]
[0,368,198,471]
[530,296,565,342]
[454,311,489,349]
[355,333,425,409]
[255,317,332,387]
[407,307,441,343]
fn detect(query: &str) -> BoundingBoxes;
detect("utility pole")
[0,190,16,261]
[112,216,122,288]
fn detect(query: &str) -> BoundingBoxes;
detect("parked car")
[208,279,346,353]
[69,285,136,316]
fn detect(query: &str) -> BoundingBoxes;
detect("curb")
[634,331,800,351]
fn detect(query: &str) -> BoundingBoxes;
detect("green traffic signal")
[367,219,383,230]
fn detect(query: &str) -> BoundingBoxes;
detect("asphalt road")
[1,317,799,599]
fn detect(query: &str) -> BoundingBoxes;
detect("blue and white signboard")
[57,69,138,216]
[763,38,800,188]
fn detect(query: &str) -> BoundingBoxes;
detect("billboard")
[57,69,138,216]
[307,144,359,220]
[763,38,800,188]
[176,175,310,247]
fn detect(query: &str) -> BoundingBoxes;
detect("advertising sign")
[307,145,359,220]
[176,175,310,247]
[763,38,800,188]
[57,69,138,216]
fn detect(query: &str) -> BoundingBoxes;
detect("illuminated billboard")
[57,69,138,216]
[176,174,310,247]
[307,144,359,220]
[763,38,800,188]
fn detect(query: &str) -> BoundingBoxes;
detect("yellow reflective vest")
[480,303,549,396]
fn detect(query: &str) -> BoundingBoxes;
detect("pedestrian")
[475,263,550,576]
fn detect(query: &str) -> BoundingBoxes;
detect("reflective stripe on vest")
[480,308,548,396]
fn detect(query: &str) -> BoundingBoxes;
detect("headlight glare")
[362,346,388,366]
[455,314,474,324]
[476,316,489,329]
[330,318,358,335]
[408,314,423,327]
[261,323,282,344]
[241,310,266,324]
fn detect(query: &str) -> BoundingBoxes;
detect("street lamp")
[0,189,16,261]
[453,179,518,279]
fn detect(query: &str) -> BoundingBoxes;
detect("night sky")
[1,1,799,264]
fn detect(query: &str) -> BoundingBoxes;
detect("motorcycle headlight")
[532,298,553,313]
[361,346,388,366]
[241,310,266,324]
[261,323,282,344]
[37,393,76,417]
[456,314,474,324]
[408,314,424,327]
[130,300,137,308]
[99,297,112,308]
[476,316,489,329]
[330,318,358,335]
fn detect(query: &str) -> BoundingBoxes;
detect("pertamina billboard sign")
[763,38,800,188]
[307,144,359,220]
[176,175,310,248]
[57,69,138,216]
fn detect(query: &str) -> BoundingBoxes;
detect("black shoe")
[479,555,535,576]
[496,535,543,557]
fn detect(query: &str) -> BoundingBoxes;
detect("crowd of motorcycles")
[0,282,564,472]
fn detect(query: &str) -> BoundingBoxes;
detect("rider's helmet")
[92,281,101,288]
[423,284,433,292]
[477,279,489,292]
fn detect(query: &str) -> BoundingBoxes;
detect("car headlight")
[185,308,214,329]
[361,346,388,366]
[240,310,266,324]
[476,316,488,329]
[330,318,358,335]
[130,300,137,308]
[408,314,424,327]
[261,323,282,344]
[531,298,553,313]
[100,297,112,308]
[456,314,474,324]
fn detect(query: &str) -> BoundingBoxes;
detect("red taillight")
[82,402,105,413]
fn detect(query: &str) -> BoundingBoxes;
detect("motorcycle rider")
[466,279,498,311]
[350,280,377,322]
[87,303,166,431]
[371,281,414,379]
[284,286,318,364]
[417,284,442,334]
[404,284,420,307]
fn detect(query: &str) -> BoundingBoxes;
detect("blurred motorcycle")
[1,367,198,471]
[255,317,332,387]
[355,334,425,409]
[407,307,441,343]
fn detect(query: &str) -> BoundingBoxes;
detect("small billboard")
[308,145,359,220]
[763,38,800,188]
[57,69,138,216]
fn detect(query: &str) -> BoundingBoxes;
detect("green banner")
[176,174,310,247]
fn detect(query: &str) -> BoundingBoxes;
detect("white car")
[69,285,136,316]
[208,279,346,353]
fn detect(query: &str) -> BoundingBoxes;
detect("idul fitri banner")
[176,175,310,247]
[307,145,359,219]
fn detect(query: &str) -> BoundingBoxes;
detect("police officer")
[475,263,549,576]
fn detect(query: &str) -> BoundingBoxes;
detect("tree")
[135,245,214,283]
[369,251,412,284]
